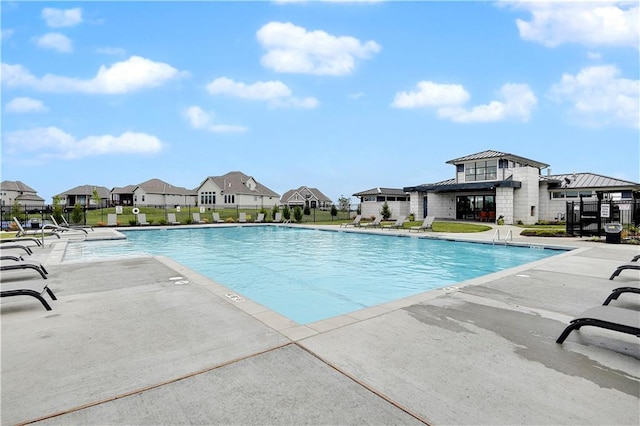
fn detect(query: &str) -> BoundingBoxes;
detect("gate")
[566,198,639,237]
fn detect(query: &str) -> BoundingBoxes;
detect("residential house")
[111,178,196,207]
[195,171,280,209]
[280,186,332,210]
[55,185,110,208]
[353,188,410,220]
[403,149,640,225]
[0,180,45,207]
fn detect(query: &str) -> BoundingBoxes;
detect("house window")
[397,196,407,202]
[551,192,565,199]
[376,196,385,202]
[363,196,376,202]
[224,195,235,204]
[465,160,497,181]
[456,164,464,173]
[200,192,216,205]
[387,197,396,201]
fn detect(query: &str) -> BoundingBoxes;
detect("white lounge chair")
[382,215,406,230]
[341,215,362,228]
[12,218,60,239]
[107,214,118,226]
[137,213,150,226]
[409,216,435,232]
[255,213,265,223]
[192,212,206,224]
[212,212,224,223]
[238,212,247,223]
[361,215,382,228]
[273,212,282,223]
[167,213,180,225]
[60,216,94,231]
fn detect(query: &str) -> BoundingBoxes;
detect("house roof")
[201,171,279,197]
[56,185,111,198]
[404,178,521,193]
[541,173,640,190]
[1,180,38,193]
[446,150,549,169]
[111,185,137,194]
[136,178,195,195]
[281,186,332,203]
[353,187,409,196]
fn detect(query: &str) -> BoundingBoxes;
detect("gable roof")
[446,150,549,169]
[201,171,279,197]
[541,173,640,190]
[281,186,332,203]
[1,180,38,193]
[353,187,409,197]
[136,178,195,195]
[56,185,111,198]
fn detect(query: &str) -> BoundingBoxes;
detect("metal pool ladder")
[492,229,513,245]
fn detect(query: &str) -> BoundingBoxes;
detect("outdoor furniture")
[192,213,206,224]
[273,212,282,223]
[361,215,383,228]
[12,218,60,239]
[167,213,180,225]
[1,280,57,311]
[255,213,265,223]
[1,262,48,280]
[107,214,118,226]
[238,212,247,223]
[212,212,224,223]
[50,216,89,234]
[409,216,435,232]
[603,286,640,306]
[556,305,640,344]
[60,216,94,231]
[382,216,406,230]
[137,213,150,226]
[340,215,361,228]
[609,264,640,280]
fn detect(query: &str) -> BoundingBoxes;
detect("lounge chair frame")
[1,263,49,279]
[603,287,640,305]
[1,284,57,311]
[609,264,640,280]
[556,306,640,343]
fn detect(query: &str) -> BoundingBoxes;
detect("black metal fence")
[1,203,357,230]
[566,199,640,237]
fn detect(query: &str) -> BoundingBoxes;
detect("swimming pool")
[63,227,563,324]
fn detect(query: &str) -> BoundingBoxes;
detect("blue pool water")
[63,227,563,324]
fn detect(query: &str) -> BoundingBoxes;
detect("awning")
[404,180,521,193]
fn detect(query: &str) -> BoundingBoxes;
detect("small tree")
[271,204,279,221]
[11,199,23,221]
[71,203,84,224]
[380,201,392,220]
[330,204,338,219]
[52,196,64,224]
[303,204,311,216]
[283,205,291,221]
[293,206,303,223]
[338,195,350,212]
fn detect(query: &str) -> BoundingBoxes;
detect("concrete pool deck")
[1,224,639,425]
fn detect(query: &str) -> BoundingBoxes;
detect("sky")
[1,0,638,205]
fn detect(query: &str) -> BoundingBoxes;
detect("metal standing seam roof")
[353,187,409,196]
[541,173,640,189]
[446,149,549,169]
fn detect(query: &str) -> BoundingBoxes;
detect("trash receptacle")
[604,223,623,243]
[30,219,41,229]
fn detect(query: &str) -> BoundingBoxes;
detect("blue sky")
[1,1,638,204]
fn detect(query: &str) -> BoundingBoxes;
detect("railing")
[492,229,513,245]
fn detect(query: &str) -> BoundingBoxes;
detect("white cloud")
[2,127,164,161]
[391,81,470,108]
[41,7,83,28]
[438,84,537,123]
[504,1,639,48]
[34,32,73,53]
[549,65,639,128]
[1,56,188,94]
[184,106,248,133]
[257,21,381,75]
[392,81,537,123]
[206,76,318,109]
[95,47,127,57]
[1,29,14,41]
[5,97,48,113]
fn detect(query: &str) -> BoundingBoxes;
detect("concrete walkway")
[1,224,639,425]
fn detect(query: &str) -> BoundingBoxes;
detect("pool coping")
[51,223,588,341]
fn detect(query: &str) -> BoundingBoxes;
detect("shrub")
[330,205,337,217]
[283,205,291,221]
[129,219,137,226]
[158,219,167,225]
[380,202,391,220]
[71,203,84,224]
[303,205,311,216]
[271,205,279,221]
[293,206,303,223]
[225,217,235,223]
